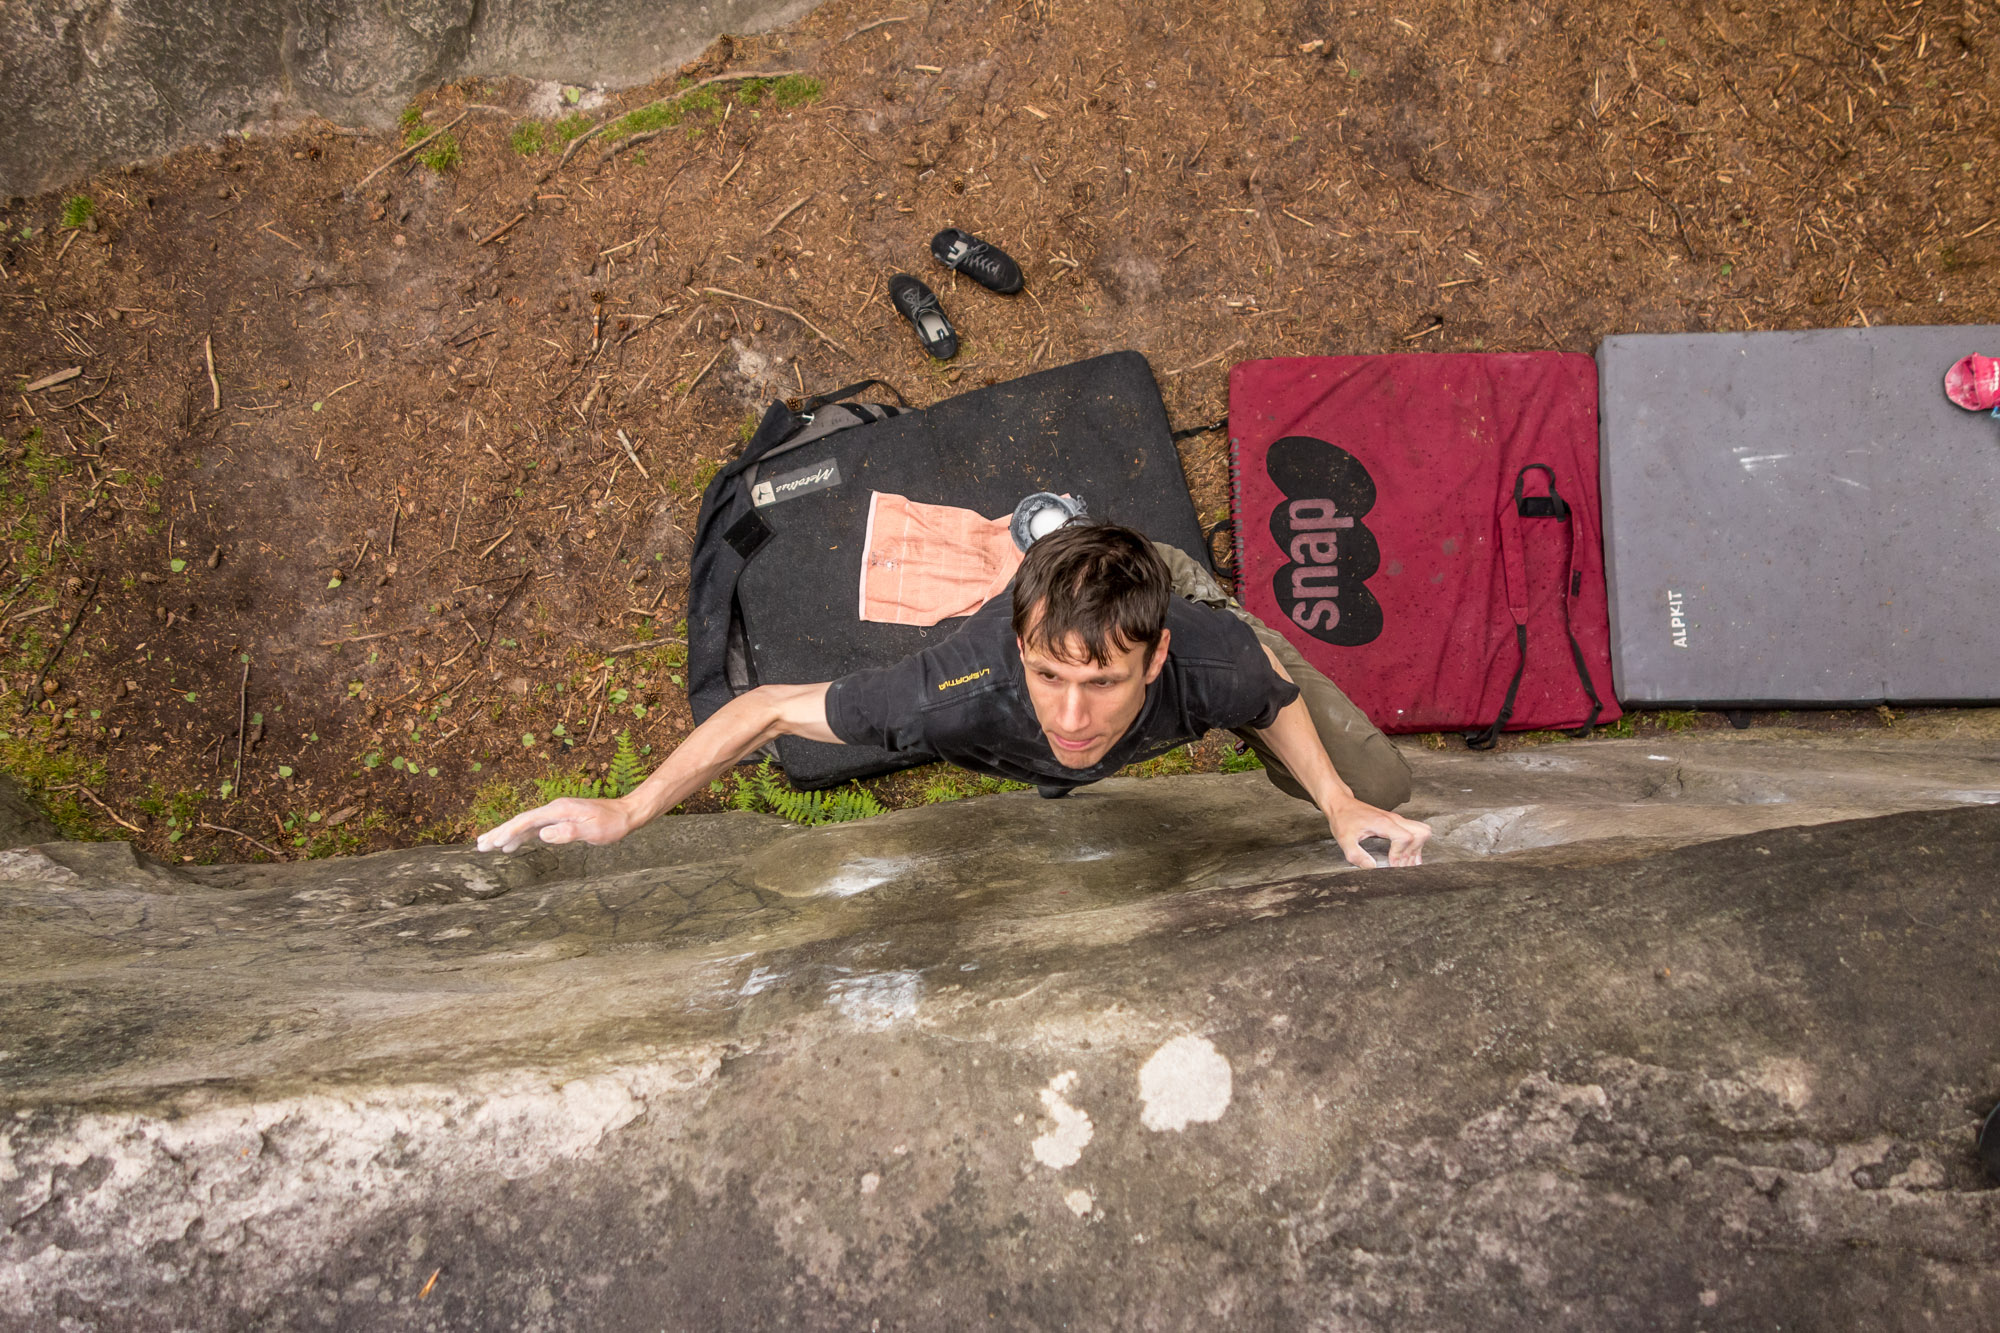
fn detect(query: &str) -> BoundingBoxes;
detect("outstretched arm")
[1247,645,1432,869]
[477,683,839,853]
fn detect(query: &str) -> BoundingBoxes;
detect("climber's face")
[1017,623,1170,770]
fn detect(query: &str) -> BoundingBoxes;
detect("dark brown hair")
[1010,521,1172,665]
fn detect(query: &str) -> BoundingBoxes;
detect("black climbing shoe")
[930,228,1024,294]
[888,274,958,360]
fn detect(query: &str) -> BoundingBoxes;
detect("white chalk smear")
[1064,1188,1094,1217]
[828,970,921,1030]
[818,857,906,898]
[739,966,786,997]
[1031,1070,1094,1169]
[1139,1035,1233,1132]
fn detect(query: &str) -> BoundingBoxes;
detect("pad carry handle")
[723,377,907,486]
[791,376,908,417]
[1464,464,1605,751]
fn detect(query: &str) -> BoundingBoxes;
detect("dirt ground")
[1,0,1994,861]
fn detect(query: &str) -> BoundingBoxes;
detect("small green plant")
[772,75,824,109]
[609,101,682,141]
[0,718,109,839]
[60,195,96,229]
[399,104,424,132]
[509,121,546,155]
[1123,745,1196,779]
[553,113,594,145]
[1597,714,1637,739]
[1220,746,1265,773]
[1657,709,1701,732]
[469,778,523,832]
[734,77,769,106]
[303,825,367,859]
[606,731,646,797]
[919,774,968,804]
[161,787,206,845]
[416,133,462,172]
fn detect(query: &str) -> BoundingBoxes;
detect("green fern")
[769,785,885,826]
[535,770,603,802]
[605,731,646,797]
[824,787,887,822]
[724,761,769,811]
[723,760,884,825]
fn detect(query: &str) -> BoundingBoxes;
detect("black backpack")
[684,379,905,726]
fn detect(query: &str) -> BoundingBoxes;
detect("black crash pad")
[735,351,1208,787]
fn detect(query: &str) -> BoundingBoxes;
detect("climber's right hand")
[477,796,638,854]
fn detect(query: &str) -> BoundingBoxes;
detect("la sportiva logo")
[1265,435,1383,646]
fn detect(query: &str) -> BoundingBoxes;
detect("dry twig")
[21,367,80,393]
[700,288,849,355]
[199,821,286,859]
[77,786,143,835]
[614,429,654,481]
[843,15,911,40]
[761,194,815,236]
[1165,340,1247,377]
[21,575,99,713]
[478,212,527,247]
[682,345,727,398]
[233,660,248,800]
[354,111,471,191]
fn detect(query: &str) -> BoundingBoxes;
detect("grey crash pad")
[1599,326,2000,706]
[4,724,2000,1329]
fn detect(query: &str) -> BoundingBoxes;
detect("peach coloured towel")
[859,491,1023,626]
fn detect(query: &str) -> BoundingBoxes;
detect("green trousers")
[1154,543,1413,811]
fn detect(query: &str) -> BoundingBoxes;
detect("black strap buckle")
[1514,462,1569,519]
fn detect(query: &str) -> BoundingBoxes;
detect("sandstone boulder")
[3,729,1998,1329]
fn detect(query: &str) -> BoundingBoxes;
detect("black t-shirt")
[824,592,1300,793]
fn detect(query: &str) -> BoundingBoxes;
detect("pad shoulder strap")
[1463,465,1605,751]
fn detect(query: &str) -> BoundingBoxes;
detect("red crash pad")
[1229,354,1620,738]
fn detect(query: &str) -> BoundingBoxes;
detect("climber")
[478,522,1430,869]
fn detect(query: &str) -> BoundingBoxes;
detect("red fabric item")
[1944,353,2000,411]
[1230,353,1622,736]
